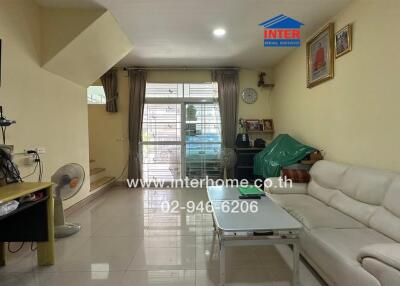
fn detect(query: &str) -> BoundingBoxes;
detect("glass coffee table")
[207,186,302,286]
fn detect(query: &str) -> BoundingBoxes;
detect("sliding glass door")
[141,83,221,181]
[141,103,181,181]
[185,103,222,179]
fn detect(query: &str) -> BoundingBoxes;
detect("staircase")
[89,159,115,192]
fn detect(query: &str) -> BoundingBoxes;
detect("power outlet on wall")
[23,147,46,154]
[36,147,46,154]
[23,155,36,166]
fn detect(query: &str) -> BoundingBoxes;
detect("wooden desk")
[0,182,55,266]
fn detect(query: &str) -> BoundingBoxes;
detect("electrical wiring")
[1,126,6,144]
[22,161,39,179]
[7,242,24,253]
[115,159,129,181]
[26,150,43,181]
[0,148,22,183]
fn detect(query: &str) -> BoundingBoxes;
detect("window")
[87,86,106,104]
[141,83,221,181]
[145,83,218,98]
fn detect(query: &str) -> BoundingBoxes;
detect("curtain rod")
[121,67,240,71]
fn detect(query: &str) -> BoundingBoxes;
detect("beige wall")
[271,0,400,172]
[43,10,133,87]
[0,0,91,208]
[40,8,104,64]
[88,68,272,181]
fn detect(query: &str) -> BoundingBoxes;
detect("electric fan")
[221,148,237,179]
[51,163,85,238]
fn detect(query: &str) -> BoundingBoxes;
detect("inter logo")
[259,14,304,47]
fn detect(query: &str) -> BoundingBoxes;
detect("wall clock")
[241,88,258,104]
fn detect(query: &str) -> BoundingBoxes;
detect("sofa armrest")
[265,177,308,194]
[358,243,400,271]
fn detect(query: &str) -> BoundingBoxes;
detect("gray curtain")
[100,69,118,112]
[212,69,239,178]
[128,69,147,180]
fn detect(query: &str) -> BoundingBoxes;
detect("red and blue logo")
[259,14,304,47]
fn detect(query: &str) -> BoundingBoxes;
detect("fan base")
[55,223,81,238]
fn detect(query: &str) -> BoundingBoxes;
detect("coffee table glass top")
[207,186,302,232]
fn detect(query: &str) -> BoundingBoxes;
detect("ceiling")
[36,0,351,68]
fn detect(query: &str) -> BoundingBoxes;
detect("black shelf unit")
[234,147,263,182]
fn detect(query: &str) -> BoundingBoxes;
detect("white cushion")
[288,205,365,230]
[309,160,348,189]
[358,243,400,271]
[330,192,378,225]
[301,228,393,286]
[369,207,400,242]
[383,177,400,218]
[307,179,340,204]
[266,177,308,194]
[339,166,395,205]
[268,193,325,209]
[361,258,400,286]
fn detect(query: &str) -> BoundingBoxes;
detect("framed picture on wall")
[335,24,352,58]
[306,23,334,88]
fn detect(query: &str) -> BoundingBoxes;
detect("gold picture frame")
[306,23,334,88]
[335,24,352,58]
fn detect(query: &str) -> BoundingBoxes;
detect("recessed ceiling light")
[213,28,226,37]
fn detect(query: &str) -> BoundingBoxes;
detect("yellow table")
[0,182,54,266]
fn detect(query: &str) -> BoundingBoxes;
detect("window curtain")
[211,69,239,178]
[128,69,147,180]
[100,69,118,112]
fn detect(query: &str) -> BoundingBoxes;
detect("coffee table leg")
[219,240,225,286]
[292,241,300,286]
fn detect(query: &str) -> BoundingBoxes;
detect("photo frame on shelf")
[262,119,274,132]
[245,119,262,132]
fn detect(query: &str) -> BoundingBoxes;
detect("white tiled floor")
[0,186,324,286]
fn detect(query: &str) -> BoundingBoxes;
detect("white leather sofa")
[266,160,400,286]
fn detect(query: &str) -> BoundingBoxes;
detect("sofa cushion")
[307,180,339,204]
[369,207,400,242]
[382,177,400,218]
[288,205,365,230]
[301,228,393,286]
[330,192,378,226]
[304,228,394,264]
[309,160,348,190]
[361,257,400,286]
[367,177,400,242]
[269,193,325,209]
[358,243,400,271]
[339,166,395,205]
[281,168,310,183]
[266,177,308,194]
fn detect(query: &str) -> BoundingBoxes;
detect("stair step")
[90,167,105,176]
[90,176,115,192]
